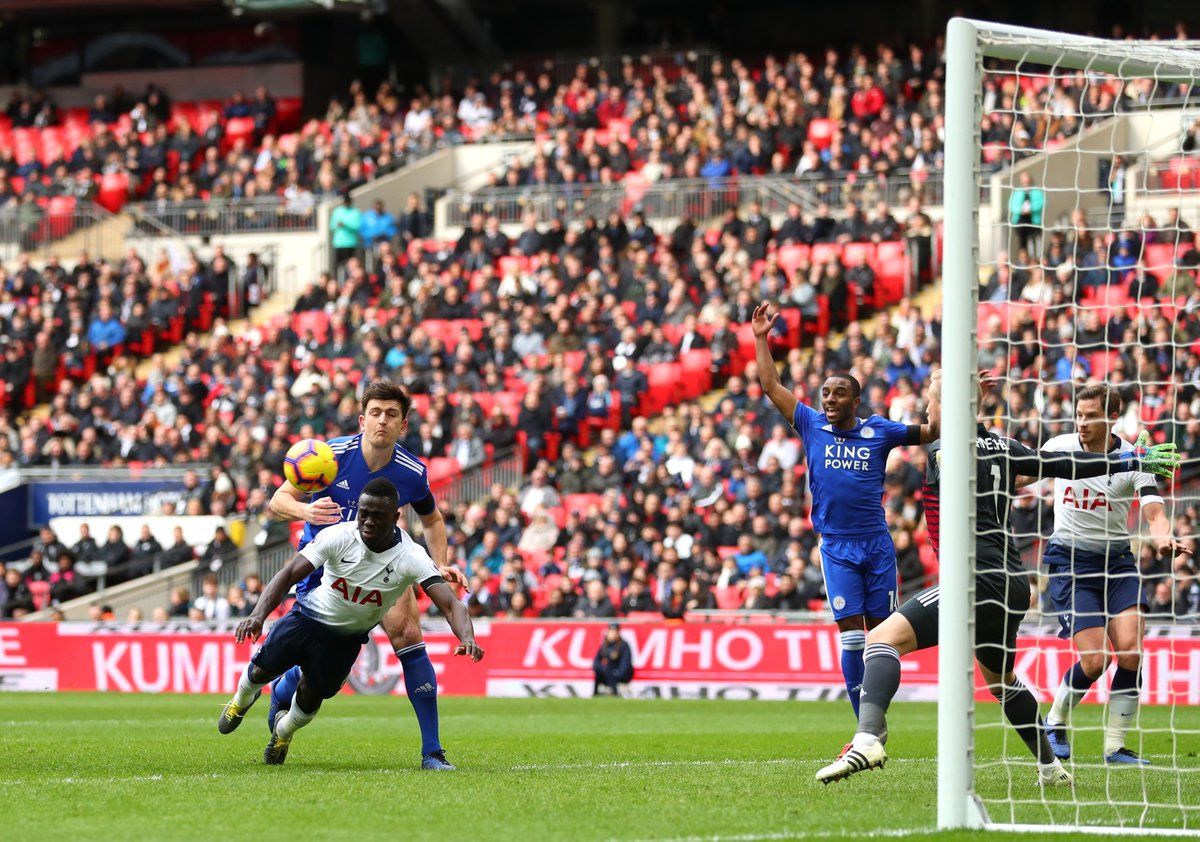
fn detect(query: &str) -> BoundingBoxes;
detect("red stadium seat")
[29,581,51,611]
[223,116,257,150]
[274,97,303,132]
[680,349,713,395]
[841,241,877,268]
[292,311,330,344]
[1142,243,1176,277]
[641,363,682,415]
[1088,351,1120,379]
[562,493,604,515]
[777,244,811,280]
[810,242,843,266]
[714,587,744,610]
[426,457,460,489]
[46,196,77,239]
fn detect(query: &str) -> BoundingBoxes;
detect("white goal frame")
[939,16,1200,835]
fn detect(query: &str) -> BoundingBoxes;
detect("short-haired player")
[268,380,469,770]
[753,303,941,723]
[1040,384,1184,765]
[217,478,483,765]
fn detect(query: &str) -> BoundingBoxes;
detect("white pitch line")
[617,829,936,842]
[10,754,1191,788]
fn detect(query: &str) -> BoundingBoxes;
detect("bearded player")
[268,380,468,770]
[816,376,1180,786]
[1039,384,1183,765]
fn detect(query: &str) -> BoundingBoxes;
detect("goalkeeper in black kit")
[816,375,1181,788]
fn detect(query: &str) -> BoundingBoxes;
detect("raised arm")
[751,303,798,423]
[234,553,315,643]
[270,481,342,525]
[424,581,484,661]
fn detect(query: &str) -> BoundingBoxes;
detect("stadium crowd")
[8,36,1184,229]
[0,246,269,412]
[3,31,1200,619]
[2,184,1197,620]
[0,519,245,617]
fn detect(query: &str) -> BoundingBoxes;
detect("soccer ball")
[283,439,339,493]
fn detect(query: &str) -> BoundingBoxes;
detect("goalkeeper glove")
[1131,430,1180,478]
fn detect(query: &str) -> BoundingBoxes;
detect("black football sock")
[1001,681,1055,764]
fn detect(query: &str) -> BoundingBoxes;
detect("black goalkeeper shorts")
[897,575,1030,675]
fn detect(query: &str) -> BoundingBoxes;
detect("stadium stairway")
[31,211,132,265]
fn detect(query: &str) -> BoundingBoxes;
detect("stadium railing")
[127,197,319,237]
[440,170,945,228]
[0,199,123,257]
[404,447,524,537]
[194,536,294,600]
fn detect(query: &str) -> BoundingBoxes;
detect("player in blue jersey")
[268,380,468,770]
[753,303,940,720]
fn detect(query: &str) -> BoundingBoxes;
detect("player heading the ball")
[268,380,469,771]
[218,478,483,765]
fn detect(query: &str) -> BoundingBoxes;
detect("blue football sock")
[274,665,301,706]
[396,643,441,756]
[840,630,867,719]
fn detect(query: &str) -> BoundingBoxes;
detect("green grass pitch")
[2,694,1197,840]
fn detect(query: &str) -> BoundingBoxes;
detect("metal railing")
[0,200,120,255]
[434,46,721,90]
[406,448,525,535]
[443,170,946,228]
[127,197,320,236]
[194,536,294,598]
[15,464,212,483]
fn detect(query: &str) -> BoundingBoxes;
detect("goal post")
[940,17,1200,834]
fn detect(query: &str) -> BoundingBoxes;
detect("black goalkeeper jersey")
[924,424,1142,581]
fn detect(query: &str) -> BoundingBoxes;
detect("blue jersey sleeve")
[877,417,915,449]
[389,446,432,507]
[791,402,820,440]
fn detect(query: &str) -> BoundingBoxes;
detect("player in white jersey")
[217,478,483,765]
[1037,384,1182,765]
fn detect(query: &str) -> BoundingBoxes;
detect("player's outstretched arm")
[270,482,341,525]
[1006,432,1181,481]
[234,554,316,643]
[751,302,799,422]
[425,581,483,661]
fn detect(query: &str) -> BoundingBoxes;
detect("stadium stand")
[2,39,1198,624]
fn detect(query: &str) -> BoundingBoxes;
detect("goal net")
[941,19,1200,835]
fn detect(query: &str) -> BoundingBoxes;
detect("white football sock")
[231,667,265,708]
[1046,672,1088,726]
[275,693,318,739]
[1105,690,1139,755]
